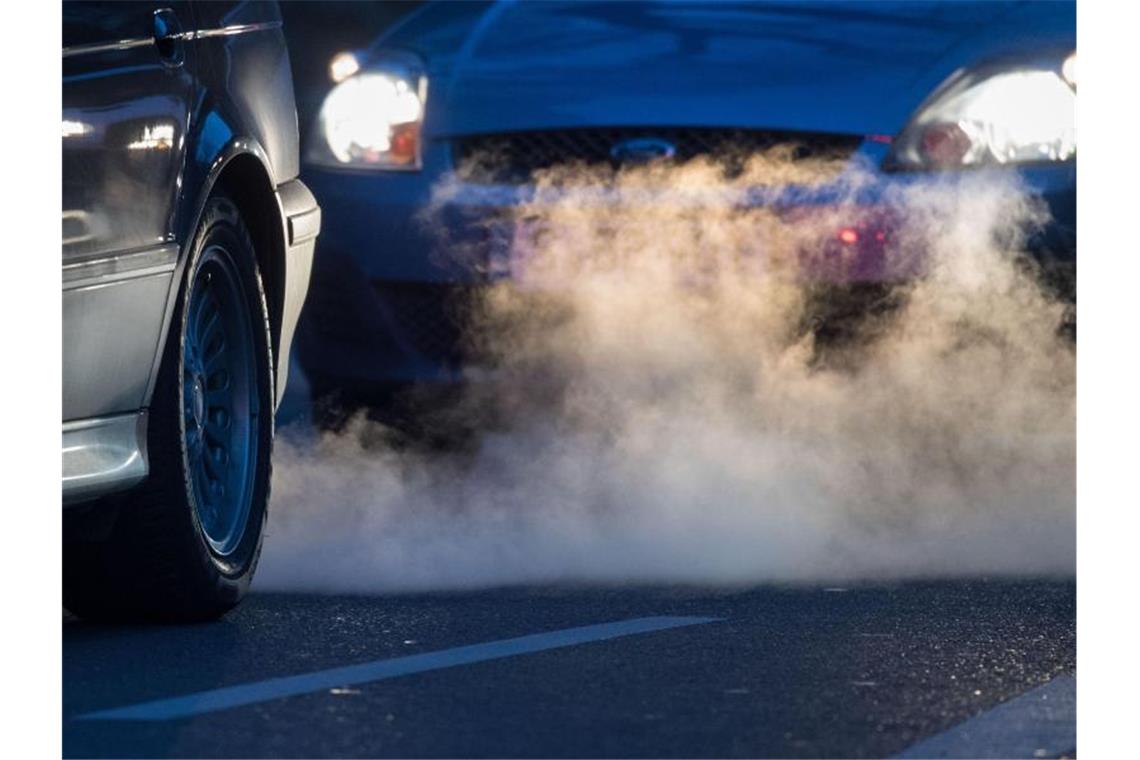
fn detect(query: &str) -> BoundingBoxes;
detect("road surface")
[64,580,1074,758]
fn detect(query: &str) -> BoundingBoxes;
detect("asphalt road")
[62,580,1075,758]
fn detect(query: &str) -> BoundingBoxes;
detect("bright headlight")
[307,60,426,170]
[328,51,360,84]
[887,54,1075,170]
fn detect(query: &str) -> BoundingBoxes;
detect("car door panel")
[62,1,196,422]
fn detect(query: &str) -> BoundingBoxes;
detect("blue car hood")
[374,0,1075,138]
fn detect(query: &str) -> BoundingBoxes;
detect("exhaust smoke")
[257,151,1074,593]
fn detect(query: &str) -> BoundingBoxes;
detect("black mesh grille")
[453,127,863,184]
[373,282,474,363]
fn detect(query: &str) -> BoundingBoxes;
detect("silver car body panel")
[62,412,149,506]
[275,179,321,405]
[62,249,177,422]
[61,183,319,506]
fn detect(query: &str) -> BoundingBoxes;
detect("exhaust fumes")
[257,150,1074,593]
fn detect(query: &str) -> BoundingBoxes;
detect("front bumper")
[296,155,1075,395]
[274,179,322,407]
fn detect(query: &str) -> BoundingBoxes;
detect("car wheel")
[64,195,275,622]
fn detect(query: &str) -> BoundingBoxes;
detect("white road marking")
[76,616,720,721]
[894,674,1075,759]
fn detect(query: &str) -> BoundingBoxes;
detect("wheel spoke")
[203,334,227,372]
[209,477,225,503]
[202,422,226,451]
[202,442,224,482]
[212,443,229,470]
[198,303,221,350]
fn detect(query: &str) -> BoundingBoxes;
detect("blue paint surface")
[78,616,721,721]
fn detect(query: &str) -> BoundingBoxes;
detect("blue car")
[295,0,1075,405]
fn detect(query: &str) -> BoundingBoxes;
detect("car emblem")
[610,136,677,165]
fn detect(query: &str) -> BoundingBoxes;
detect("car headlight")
[886,52,1075,170]
[328,51,361,84]
[307,54,426,171]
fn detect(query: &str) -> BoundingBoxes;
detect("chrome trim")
[63,37,154,58]
[63,412,149,506]
[63,244,179,289]
[188,21,283,40]
[62,21,283,58]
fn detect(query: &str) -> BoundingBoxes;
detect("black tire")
[64,195,275,622]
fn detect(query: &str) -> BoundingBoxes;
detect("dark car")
[62,1,320,621]
[294,0,1074,407]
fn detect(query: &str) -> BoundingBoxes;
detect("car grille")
[452,127,863,184]
[373,282,476,363]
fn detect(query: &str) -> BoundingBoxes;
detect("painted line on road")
[76,615,721,721]
[894,674,1075,759]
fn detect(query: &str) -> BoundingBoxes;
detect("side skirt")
[63,411,148,506]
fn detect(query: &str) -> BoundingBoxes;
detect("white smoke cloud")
[257,152,1074,593]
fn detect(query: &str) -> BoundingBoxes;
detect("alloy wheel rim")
[183,244,259,556]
